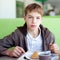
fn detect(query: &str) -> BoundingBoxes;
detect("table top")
[0,56,17,60]
[0,55,59,60]
[0,51,59,60]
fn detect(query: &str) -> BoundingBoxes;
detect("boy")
[0,3,59,57]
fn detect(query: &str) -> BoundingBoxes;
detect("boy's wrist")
[1,50,11,56]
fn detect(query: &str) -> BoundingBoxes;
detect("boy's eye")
[28,16,32,18]
[36,17,40,19]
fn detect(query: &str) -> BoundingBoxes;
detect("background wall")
[0,0,16,18]
[45,0,60,15]
[0,16,60,49]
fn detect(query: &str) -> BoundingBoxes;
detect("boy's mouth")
[31,25,36,27]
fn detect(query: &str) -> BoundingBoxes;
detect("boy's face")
[24,11,42,31]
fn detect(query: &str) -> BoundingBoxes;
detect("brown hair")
[24,3,43,16]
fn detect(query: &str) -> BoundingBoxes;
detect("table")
[0,56,17,60]
[0,55,59,60]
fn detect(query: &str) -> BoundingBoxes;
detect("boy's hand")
[9,46,25,57]
[49,43,59,54]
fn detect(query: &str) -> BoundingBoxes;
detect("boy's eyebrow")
[28,15,41,17]
[28,15,32,16]
[27,14,41,17]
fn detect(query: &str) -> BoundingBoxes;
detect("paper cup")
[39,54,51,60]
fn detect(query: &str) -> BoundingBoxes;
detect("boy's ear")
[40,17,43,24]
[23,16,26,21]
[41,17,43,22]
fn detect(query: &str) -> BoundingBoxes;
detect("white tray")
[17,51,59,60]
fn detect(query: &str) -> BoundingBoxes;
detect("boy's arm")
[1,46,25,57]
[49,43,59,54]
[49,32,59,54]
[0,29,20,56]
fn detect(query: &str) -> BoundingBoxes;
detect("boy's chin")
[31,28,38,31]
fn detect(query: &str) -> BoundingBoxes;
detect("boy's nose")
[32,18,36,23]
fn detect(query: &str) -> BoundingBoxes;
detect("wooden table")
[0,54,59,60]
[0,56,17,60]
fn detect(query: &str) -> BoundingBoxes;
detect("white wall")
[24,0,42,7]
[0,0,16,18]
[16,0,24,2]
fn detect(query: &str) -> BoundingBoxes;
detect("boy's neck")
[27,28,40,38]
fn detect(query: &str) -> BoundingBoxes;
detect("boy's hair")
[24,3,43,16]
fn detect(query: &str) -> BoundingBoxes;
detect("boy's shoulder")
[16,23,27,36]
[40,24,54,38]
[40,24,50,32]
